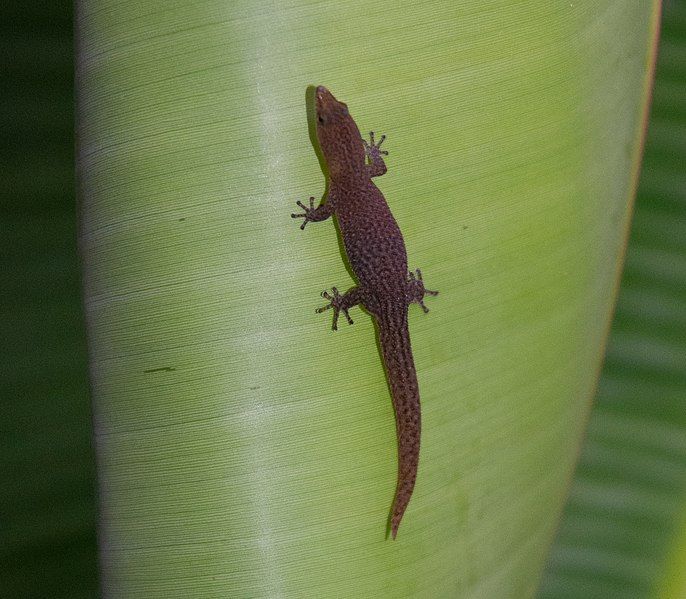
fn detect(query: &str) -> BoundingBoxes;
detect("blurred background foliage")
[0,1,682,598]
[2,1,98,598]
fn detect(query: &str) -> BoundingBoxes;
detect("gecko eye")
[318,116,325,124]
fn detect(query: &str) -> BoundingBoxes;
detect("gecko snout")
[315,85,334,108]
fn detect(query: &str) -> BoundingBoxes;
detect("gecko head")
[314,86,366,176]
[315,86,350,123]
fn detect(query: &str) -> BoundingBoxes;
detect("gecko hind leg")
[316,286,362,331]
[407,269,438,313]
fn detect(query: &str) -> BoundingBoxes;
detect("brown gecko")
[292,86,438,539]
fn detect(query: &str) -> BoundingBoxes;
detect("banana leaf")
[72,0,658,596]
[540,3,686,597]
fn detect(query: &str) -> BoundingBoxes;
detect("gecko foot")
[407,269,438,313]
[291,196,317,230]
[362,131,389,158]
[316,287,355,331]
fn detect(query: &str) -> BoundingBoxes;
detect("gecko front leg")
[291,196,334,230]
[316,286,363,331]
[363,131,388,178]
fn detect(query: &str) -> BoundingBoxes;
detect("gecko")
[291,86,438,539]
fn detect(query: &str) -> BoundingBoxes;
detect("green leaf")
[76,1,659,596]
[540,3,686,597]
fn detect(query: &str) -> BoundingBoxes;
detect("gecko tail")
[378,309,421,541]
[389,448,419,540]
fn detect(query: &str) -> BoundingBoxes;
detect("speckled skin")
[291,87,437,539]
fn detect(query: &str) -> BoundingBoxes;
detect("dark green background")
[2,1,98,598]
[1,2,683,597]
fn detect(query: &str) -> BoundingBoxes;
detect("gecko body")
[292,86,437,539]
